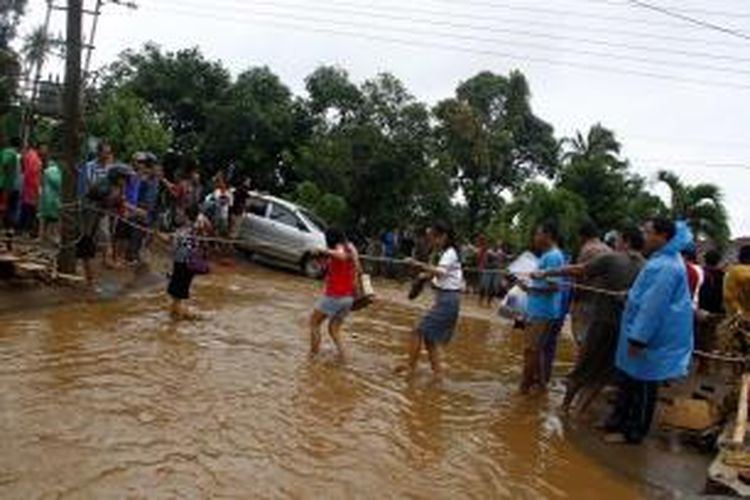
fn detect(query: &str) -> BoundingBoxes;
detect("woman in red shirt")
[309,228,359,362]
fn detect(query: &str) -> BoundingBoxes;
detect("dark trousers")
[542,318,565,384]
[606,371,659,444]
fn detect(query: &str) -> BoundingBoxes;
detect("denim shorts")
[316,295,354,319]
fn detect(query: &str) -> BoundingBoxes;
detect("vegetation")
[2,40,731,251]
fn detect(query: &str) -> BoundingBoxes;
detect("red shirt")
[22,149,41,206]
[325,245,356,297]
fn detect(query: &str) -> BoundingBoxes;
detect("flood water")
[0,264,647,499]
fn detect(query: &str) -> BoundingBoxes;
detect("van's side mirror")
[297,222,309,232]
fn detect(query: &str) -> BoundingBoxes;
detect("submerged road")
[0,264,667,498]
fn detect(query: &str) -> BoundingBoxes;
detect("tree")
[296,69,449,234]
[103,43,231,154]
[203,66,306,190]
[558,124,664,231]
[489,182,588,252]
[658,170,730,249]
[86,87,172,159]
[434,70,558,234]
[1,0,26,49]
[0,0,26,115]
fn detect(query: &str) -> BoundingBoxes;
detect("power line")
[158,0,750,78]
[141,2,750,90]
[383,0,750,49]
[183,0,750,64]
[411,0,740,30]
[625,0,750,41]
[582,0,750,18]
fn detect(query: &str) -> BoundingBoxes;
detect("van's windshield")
[300,209,326,232]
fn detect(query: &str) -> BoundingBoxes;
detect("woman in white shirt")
[400,221,463,378]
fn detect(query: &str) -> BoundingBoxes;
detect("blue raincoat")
[615,221,694,382]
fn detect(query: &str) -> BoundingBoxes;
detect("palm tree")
[20,25,63,141]
[657,170,730,249]
[562,123,623,166]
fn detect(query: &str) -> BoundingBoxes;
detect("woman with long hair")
[401,221,463,378]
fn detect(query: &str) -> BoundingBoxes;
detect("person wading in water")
[399,221,463,379]
[309,228,359,362]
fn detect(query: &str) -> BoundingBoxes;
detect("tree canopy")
[83,44,731,251]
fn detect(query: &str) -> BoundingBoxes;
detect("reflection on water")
[0,265,641,498]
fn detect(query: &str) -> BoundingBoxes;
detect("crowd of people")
[4,135,750,448]
[310,215,750,448]
[0,134,62,246]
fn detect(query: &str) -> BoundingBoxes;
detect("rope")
[48,204,632,298]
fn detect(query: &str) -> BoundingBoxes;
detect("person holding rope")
[398,221,463,379]
[535,226,645,414]
[163,205,211,320]
[309,228,361,362]
[518,222,565,394]
[604,218,694,445]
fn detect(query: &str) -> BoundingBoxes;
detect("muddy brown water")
[0,264,648,499]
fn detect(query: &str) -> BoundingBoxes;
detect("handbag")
[186,234,210,275]
[350,247,375,311]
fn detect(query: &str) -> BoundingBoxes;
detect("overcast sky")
[19,0,750,236]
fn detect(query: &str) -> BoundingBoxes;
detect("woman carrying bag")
[309,228,369,362]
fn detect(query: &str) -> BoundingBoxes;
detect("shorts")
[76,235,97,260]
[167,262,195,300]
[316,295,354,319]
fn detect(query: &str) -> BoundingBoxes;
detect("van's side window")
[247,197,269,217]
[270,203,301,229]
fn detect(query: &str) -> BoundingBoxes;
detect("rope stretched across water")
[46,203,630,298]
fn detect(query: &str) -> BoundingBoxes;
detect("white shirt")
[433,247,464,291]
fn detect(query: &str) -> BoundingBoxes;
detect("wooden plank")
[732,374,750,447]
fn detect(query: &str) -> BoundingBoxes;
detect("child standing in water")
[166,206,210,320]
[309,228,359,361]
[400,221,463,378]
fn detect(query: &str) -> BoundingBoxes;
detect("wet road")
[0,265,645,499]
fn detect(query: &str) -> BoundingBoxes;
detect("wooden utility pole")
[58,0,83,273]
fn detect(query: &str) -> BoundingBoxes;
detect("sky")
[18,0,750,236]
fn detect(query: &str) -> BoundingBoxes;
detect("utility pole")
[82,0,102,81]
[59,0,83,273]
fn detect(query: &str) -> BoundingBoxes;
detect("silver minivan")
[236,192,327,277]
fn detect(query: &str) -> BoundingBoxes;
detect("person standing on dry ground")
[605,218,693,445]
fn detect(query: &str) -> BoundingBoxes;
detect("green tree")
[658,170,730,249]
[490,182,588,252]
[203,66,307,190]
[86,87,172,159]
[434,70,558,233]
[103,43,231,154]
[558,124,664,231]
[1,0,26,49]
[297,69,448,234]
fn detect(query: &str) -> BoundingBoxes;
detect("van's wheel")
[301,254,323,278]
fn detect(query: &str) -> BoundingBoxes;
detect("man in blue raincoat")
[605,217,694,444]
